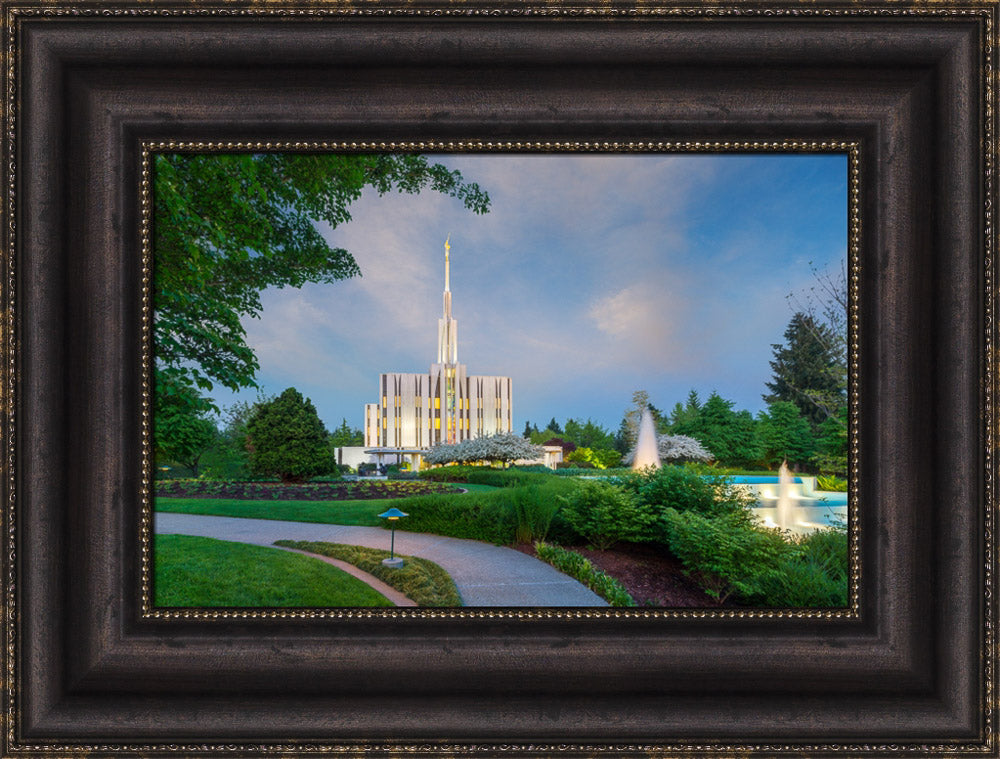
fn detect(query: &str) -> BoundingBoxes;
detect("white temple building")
[364,238,513,449]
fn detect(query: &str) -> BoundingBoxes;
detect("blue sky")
[209,153,847,434]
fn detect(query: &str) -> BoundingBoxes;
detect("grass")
[154,534,393,607]
[156,485,501,527]
[156,497,387,526]
[452,483,500,493]
[275,541,462,607]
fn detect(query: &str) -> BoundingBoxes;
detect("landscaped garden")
[154,461,849,609]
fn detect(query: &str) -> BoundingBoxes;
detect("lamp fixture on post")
[377,507,409,568]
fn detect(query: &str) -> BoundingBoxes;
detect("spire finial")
[444,235,451,293]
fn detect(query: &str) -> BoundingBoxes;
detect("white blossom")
[623,434,713,465]
[423,433,545,466]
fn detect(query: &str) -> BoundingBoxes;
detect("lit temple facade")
[364,238,513,448]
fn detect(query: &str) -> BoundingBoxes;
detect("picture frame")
[3,1,995,755]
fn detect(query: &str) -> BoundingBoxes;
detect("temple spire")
[437,236,458,364]
[444,234,451,293]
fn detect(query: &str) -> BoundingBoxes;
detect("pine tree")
[764,312,844,427]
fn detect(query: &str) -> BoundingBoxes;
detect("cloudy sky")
[209,153,847,434]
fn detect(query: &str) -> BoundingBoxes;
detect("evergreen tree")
[666,389,702,435]
[678,391,762,468]
[330,418,364,447]
[547,417,563,435]
[246,388,334,482]
[764,312,844,428]
[522,420,533,438]
[814,408,848,475]
[757,401,816,469]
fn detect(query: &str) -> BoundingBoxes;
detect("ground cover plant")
[155,478,458,500]
[154,534,392,607]
[275,541,462,607]
[534,542,636,607]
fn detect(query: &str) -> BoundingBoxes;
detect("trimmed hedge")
[393,476,580,545]
[275,540,462,607]
[419,465,554,489]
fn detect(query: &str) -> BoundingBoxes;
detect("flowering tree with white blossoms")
[423,433,545,467]
[622,434,714,465]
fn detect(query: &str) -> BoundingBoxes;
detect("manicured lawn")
[156,486,499,526]
[452,483,500,493]
[156,497,387,526]
[154,534,393,607]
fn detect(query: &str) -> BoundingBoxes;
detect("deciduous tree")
[246,388,334,482]
[154,153,490,407]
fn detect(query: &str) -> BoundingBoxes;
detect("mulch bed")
[517,542,719,608]
[154,480,458,501]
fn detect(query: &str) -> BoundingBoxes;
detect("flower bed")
[154,479,459,501]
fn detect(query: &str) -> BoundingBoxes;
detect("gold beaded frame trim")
[4,5,994,755]
[139,139,862,622]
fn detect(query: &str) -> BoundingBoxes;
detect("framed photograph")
[3,0,995,755]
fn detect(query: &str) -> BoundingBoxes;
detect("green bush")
[508,484,561,543]
[751,552,848,608]
[534,542,636,607]
[659,508,791,602]
[393,492,516,544]
[419,465,565,490]
[275,541,462,606]
[557,480,654,550]
[816,474,848,492]
[660,508,849,607]
[547,467,633,477]
[397,476,579,545]
[614,465,755,522]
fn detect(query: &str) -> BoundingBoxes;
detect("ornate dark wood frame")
[3,2,996,755]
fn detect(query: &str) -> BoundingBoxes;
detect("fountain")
[631,408,662,470]
[775,460,794,531]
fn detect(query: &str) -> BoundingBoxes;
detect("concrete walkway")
[155,512,608,607]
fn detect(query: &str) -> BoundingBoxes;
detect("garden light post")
[377,507,408,568]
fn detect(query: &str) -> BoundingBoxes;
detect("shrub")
[508,484,561,543]
[659,508,791,602]
[751,552,848,608]
[557,480,654,550]
[275,541,462,606]
[396,476,580,545]
[614,465,755,522]
[748,528,849,607]
[392,492,516,544]
[419,465,555,489]
[799,527,849,569]
[534,542,636,607]
[816,474,848,492]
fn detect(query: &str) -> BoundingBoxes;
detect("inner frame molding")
[138,138,862,622]
[4,3,995,755]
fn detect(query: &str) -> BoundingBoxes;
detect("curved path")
[155,512,608,607]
